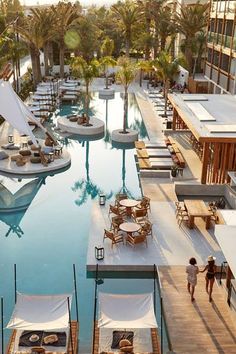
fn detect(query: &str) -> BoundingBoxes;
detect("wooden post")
[92,264,99,354]
[67,297,74,354]
[73,264,79,323]
[201,142,210,184]
[172,109,177,131]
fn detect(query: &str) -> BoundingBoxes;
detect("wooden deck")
[93,321,160,354]
[6,320,79,354]
[159,266,236,354]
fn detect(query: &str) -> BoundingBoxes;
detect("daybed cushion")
[120,346,133,353]
[0,150,9,160]
[119,339,132,348]
[11,154,22,161]
[1,143,20,150]
[111,331,134,349]
[19,150,31,156]
[30,157,41,164]
[16,159,26,166]
[42,146,53,154]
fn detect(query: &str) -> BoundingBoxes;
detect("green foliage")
[101,36,114,57]
[116,56,138,88]
[18,70,34,101]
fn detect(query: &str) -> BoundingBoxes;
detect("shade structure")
[7,293,72,331]
[98,292,157,329]
[0,80,45,146]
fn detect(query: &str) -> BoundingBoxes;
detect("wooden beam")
[201,142,210,184]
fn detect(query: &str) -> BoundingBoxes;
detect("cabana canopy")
[98,292,157,329]
[7,293,72,331]
[0,80,45,146]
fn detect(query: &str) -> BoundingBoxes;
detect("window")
[230,58,236,76]
[207,48,213,62]
[213,50,220,66]
[220,53,229,72]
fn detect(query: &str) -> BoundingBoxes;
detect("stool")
[54,146,63,156]
[177,167,184,177]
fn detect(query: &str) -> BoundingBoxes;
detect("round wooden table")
[119,222,141,236]
[119,199,139,217]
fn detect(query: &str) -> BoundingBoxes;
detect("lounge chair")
[110,216,124,233]
[136,196,151,212]
[103,229,124,248]
[115,193,128,206]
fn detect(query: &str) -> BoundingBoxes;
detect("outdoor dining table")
[184,199,212,229]
[119,198,140,217]
[119,222,141,236]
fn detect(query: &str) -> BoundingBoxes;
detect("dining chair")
[136,196,151,212]
[110,216,124,233]
[126,231,148,248]
[177,210,189,227]
[132,208,148,223]
[140,220,153,238]
[103,229,124,248]
[175,201,186,217]
[108,204,126,218]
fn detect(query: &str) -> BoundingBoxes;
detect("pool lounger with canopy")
[96,292,159,354]
[6,292,78,354]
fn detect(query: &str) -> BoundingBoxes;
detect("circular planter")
[111,129,139,144]
[57,117,105,136]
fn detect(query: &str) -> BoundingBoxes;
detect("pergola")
[168,93,236,184]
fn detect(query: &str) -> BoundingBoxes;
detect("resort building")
[205,0,236,94]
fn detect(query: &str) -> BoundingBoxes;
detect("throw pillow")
[0,150,9,160]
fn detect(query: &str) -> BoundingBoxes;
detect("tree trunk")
[185,41,193,75]
[105,67,109,89]
[164,80,168,117]
[153,20,159,59]
[139,69,143,87]
[30,45,41,86]
[144,18,151,60]
[48,41,54,68]
[85,83,90,125]
[44,42,50,76]
[59,39,65,78]
[123,87,128,133]
[161,36,166,51]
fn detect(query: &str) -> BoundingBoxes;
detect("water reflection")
[0,177,46,237]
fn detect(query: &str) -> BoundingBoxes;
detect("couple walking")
[186,255,216,302]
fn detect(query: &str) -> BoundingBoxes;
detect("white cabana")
[7,292,72,331]
[215,225,236,279]
[98,292,157,329]
[0,80,45,146]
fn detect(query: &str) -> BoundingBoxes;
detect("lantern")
[99,194,106,206]
[49,152,54,162]
[8,135,14,144]
[95,246,104,261]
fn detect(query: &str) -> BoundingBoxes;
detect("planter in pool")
[111,129,139,143]
[57,117,105,136]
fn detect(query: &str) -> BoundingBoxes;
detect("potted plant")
[171,164,178,177]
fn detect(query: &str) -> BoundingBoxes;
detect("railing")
[219,261,236,306]
[154,264,173,354]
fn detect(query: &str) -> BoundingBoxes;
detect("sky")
[21,0,117,6]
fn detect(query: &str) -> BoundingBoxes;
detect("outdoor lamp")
[99,194,106,206]
[49,152,54,162]
[8,135,14,144]
[95,246,104,261]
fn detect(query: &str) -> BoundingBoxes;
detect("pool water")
[0,92,166,353]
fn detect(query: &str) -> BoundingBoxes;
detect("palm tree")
[71,56,100,125]
[175,1,209,74]
[136,0,153,59]
[138,59,152,87]
[116,57,138,134]
[101,36,114,57]
[153,51,179,116]
[157,6,176,51]
[30,7,57,77]
[111,0,139,57]
[52,2,81,78]
[100,56,117,89]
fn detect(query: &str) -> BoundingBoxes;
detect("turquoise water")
[0,92,167,353]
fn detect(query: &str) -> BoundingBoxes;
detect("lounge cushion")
[0,150,9,160]
[119,346,133,353]
[16,159,26,166]
[11,154,23,161]
[19,150,31,156]
[1,143,20,150]
[42,146,53,154]
[31,144,41,151]
[30,157,41,164]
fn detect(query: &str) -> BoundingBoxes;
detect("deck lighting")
[95,246,104,261]
[99,194,106,206]
[8,135,14,144]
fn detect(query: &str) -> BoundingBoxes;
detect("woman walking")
[200,255,217,302]
[186,257,199,302]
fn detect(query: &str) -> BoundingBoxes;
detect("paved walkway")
[159,266,236,354]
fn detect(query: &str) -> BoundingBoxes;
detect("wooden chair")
[136,196,151,212]
[127,231,148,247]
[140,220,153,238]
[110,216,124,233]
[177,210,189,227]
[108,204,126,218]
[132,208,148,223]
[175,201,186,216]
[103,229,124,248]
[115,193,128,206]
[31,348,45,354]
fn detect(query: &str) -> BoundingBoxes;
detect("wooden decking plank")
[159,266,236,354]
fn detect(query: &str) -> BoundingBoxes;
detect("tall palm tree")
[175,1,209,74]
[136,0,153,60]
[30,7,57,77]
[101,36,114,57]
[52,2,81,78]
[153,51,179,116]
[100,56,116,89]
[116,57,138,133]
[138,59,152,87]
[111,0,139,57]
[71,56,100,125]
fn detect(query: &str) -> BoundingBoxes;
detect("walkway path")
[159,266,236,354]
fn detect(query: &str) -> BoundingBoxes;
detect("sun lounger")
[136,148,171,159]
[149,158,173,169]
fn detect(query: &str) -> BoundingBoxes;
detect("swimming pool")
[0,92,169,353]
